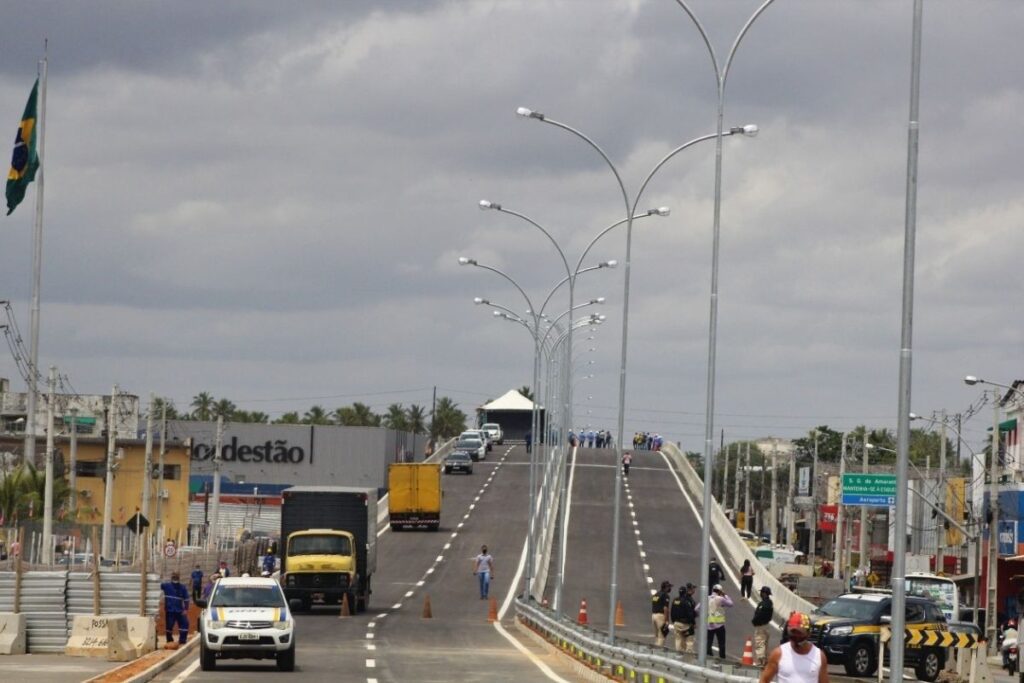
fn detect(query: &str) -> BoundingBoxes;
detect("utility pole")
[860,431,869,575]
[744,442,751,532]
[770,443,778,546]
[936,410,947,573]
[787,444,796,546]
[141,395,154,526]
[208,415,224,549]
[810,431,819,571]
[986,389,1000,654]
[733,442,741,524]
[722,442,730,510]
[430,385,437,440]
[41,366,56,564]
[834,433,847,580]
[101,384,118,559]
[155,402,166,542]
[69,407,78,512]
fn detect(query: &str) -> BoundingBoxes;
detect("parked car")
[455,436,486,462]
[481,423,503,445]
[444,451,474,475]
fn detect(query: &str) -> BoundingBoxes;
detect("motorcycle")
[1005,645,1018,675]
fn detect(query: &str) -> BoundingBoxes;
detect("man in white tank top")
[759,612,829,683]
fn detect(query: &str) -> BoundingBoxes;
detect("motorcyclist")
[1001,619,1019,670]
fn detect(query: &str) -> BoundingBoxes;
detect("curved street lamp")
[516,106,757,639]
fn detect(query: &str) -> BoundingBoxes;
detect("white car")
[481,423,503,445]
[198,576,296,672]
[461,429,492,452]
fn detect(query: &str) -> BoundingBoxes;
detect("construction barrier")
[65,614,140,661]
[0,613,27,655]
[125,615,157,653]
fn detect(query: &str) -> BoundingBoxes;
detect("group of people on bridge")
[569,428,614,448]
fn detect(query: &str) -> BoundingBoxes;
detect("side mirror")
[195,599,207,608]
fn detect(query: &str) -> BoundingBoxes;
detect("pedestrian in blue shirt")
[190,564,203,602]
[160,572,190,646]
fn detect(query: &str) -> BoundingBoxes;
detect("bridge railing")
[659,441,816,621]
[515,598,758,682]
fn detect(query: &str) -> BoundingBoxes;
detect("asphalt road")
[152,444,581,683]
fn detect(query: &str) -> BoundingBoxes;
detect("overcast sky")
[0,1,1020,453]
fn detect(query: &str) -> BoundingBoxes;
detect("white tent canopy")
[480,389,541,412]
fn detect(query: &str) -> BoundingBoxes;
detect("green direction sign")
[842,473,897,506]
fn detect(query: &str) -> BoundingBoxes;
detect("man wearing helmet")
[759,611,829,683]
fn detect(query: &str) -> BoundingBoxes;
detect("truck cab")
[282,529,358,611]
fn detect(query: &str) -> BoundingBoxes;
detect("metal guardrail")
[515,599,759,683]
[0,570,68,653]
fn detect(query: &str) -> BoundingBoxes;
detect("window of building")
[74,461,105,478]
[159,464,182,481]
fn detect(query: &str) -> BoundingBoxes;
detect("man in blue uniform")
[160,572,190,646]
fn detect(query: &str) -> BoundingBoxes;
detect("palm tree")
[191,392,215,421]
[247,411,270,424]
[152,396,179,420]
[303,405,331,425]
[518,386,534,401]
[212,398,237,421]
[383,404,408,431]
[406,404,427,434]
[274,412,301,424]
[335,403,380,427]
[432,397,466,439]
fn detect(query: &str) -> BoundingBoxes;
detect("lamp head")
[654,206,671,216]
[479,199,500,211]
[473,297,484,304]
[516,106,545,120]
[458,257,475,266]
[493,310,502,317]
[594,297,606,304]
[602,260,618,268]
[909,412,920,420]
[742,124,759,136]
[964,375,979,386]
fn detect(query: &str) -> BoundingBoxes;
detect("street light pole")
[834,433,847,580]
[860,431,869,576]
[101,384,118,559]
[810,431,818,570]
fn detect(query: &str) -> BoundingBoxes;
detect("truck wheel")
[277,645,296,672]
[914,649,941,682]
[200,640,216,671]
[844,642,876,677]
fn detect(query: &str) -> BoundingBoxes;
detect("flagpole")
[24,48,47,465]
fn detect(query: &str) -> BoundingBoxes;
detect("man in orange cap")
[759,611,829,683]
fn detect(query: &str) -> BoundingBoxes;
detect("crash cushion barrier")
[660,442,817,622]
[0,613,27,655]
[65,614,140,661]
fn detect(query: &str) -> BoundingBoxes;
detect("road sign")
[841,473,896,506]
[163,542,177,558]
[999,520,1018,556]
[793,496,815,509]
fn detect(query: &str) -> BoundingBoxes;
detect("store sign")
[998,520,1018,557]
[819,504,838,532]
[798,466,810,496]
[191,436,306,464]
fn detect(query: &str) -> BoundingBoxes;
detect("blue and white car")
[197,576,296,672]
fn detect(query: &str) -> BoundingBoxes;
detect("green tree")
[191,392,214,421]
[303,405,331,425]
[212,398,237,421]
[234,410,269,424]
[431,397,466,439]
[518,386,534,401]
[406,404,427,434]
[335,402,380,427]
[383,404,408,431]
[274,411,301,424]
[151,396,180,420]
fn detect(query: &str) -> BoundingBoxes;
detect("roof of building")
[481,390,541,412]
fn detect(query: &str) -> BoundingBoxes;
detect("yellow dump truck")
[388,462,442,531]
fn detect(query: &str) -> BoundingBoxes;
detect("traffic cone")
[614,600,625,627]
[422,594,432,619]
[577,599,588,625]
[487,597,498,622]
[742,638,754,666]
[339,592,351,618]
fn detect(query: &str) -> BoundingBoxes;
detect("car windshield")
[815,598,881,621]
[289,534,351,556]
[457,439,481,448]
[210,585,286,608]
[483,424,498,431]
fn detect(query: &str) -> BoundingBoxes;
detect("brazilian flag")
[6,79,40,216]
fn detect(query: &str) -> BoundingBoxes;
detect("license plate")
[237,632,260,641]
[312,592,325,602]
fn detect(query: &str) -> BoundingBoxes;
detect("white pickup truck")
[481,423,503,445]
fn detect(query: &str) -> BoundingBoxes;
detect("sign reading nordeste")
[841,473,897,506]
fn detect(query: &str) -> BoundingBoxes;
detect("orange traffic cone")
[339,592,351,618]
[742,638,754,666]
[577,599,589,625]
[422,595,433,619]
[487,597,498,622]
[614,600,625,627]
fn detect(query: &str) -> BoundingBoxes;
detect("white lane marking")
[637,539,644,546]
[436,555,444,562]
[376,523,390,538]
[640,551,646,558]
[376,613,387,619]
[646,577,654,583]
[369,679,378,683]
[366,632,375,639]
[469,503,475,510]
[367,643,376,651]
[366,659,376,668]
[416,580,424,586]
[392,603,402,609]
[170,659,200,683]
[405,590,414,597]
[426,567,434,574]
[634,529,640,536]
[444,543,451,550]
[368,622,375,628]
[632,520,638,526]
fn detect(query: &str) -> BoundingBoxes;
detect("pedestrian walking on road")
[622,451,632,477]
[740,559,755,598]
[651,580,672,647]
[707,557,724,590]
[473,545,495,599]
[752,586,775,666]
[160,572,190,646]
[671,583,697,654]
[759,612,828,683]
[705,584,733,660]
[525,430,532,454]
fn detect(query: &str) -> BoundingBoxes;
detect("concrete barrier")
[125,615,156,654]
[0,613,27,655]
[65,615,140,661]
